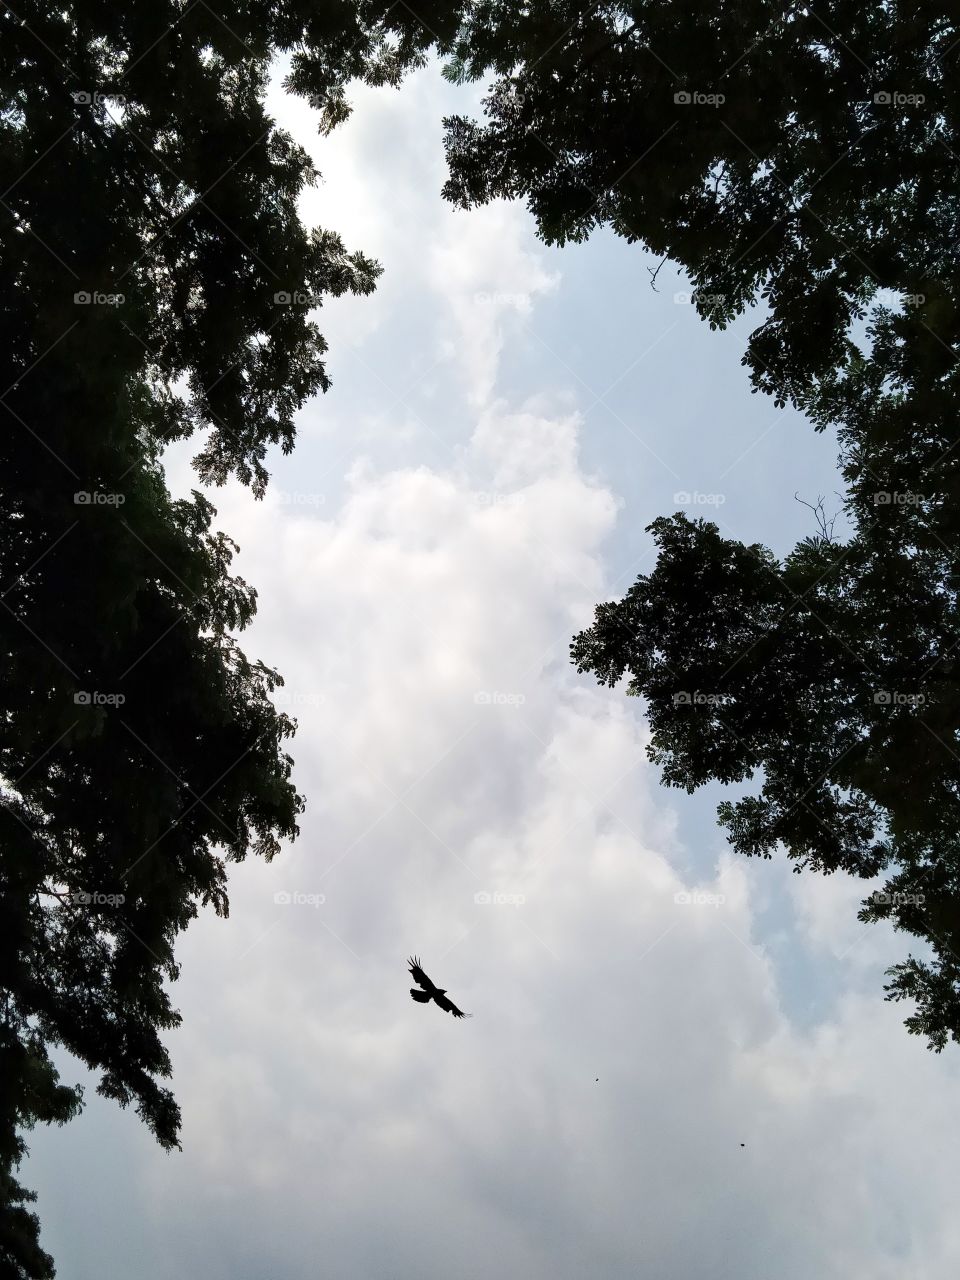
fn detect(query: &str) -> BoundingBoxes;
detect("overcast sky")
[25,59,960,1280]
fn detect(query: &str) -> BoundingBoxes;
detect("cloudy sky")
[26,59,960,1280]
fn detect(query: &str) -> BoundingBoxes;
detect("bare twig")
[648,256,669,291]
[794,491,839,543]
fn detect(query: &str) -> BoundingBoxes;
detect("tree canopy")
[436,1,958,410]
[572,512,960,1048]
[0,3,448,1274]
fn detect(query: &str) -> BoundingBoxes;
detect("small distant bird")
[407,956,472,1018]
[740,1143,745,1148]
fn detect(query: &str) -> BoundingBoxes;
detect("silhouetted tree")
[0,3,452,1272]
[572,513,960,1048]
[434,2,958,409]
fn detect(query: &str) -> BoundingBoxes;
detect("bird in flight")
[407,956,472,1019]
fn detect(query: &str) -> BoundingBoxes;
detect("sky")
[23,57,960,1280]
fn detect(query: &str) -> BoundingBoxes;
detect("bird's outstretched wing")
[435,991,472,1019]
[407,955,437,993]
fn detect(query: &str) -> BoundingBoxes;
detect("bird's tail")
[409,989,431,1003]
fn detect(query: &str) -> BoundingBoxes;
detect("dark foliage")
[0,3,439,1273]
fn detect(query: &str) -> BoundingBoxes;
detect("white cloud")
[428,201,560,405]
[788,863,897,975]
[131,385,960,1280]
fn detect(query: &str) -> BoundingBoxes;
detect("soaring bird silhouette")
[407,956,472,1018]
